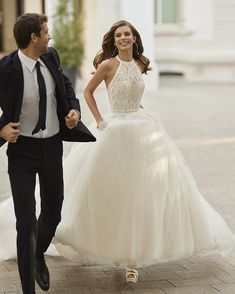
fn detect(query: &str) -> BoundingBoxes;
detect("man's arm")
[50,47,81,114]
[0,122,20,143]
[50,47,80,128]
[62,72,81,113]
[0,55,20,143]
[0,114,20,143]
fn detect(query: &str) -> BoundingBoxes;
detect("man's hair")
[13,13,48,49]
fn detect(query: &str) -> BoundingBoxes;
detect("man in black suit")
[0,13,85,294]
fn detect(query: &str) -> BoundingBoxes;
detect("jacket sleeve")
[50,47,81,115]
[0,63,7,146]
[0,61,6,130]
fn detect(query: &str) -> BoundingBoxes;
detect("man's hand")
[65,109,80,129]
[0,122,20,143]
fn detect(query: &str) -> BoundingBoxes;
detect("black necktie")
[32,61,47,135]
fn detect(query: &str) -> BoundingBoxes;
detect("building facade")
[154,0,235,81]
[1,0,235,82]
[0,0,45,52]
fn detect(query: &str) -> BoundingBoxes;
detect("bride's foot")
[126,268,138,283]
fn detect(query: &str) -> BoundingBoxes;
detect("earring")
[112,45,117,57]
[134,43,139,55]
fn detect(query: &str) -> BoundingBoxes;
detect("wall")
[155,0,235,81]
[2,0,16,51]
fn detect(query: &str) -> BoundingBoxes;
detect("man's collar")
[18,50,45,72]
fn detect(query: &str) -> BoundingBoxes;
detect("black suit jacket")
[0,47,95,147]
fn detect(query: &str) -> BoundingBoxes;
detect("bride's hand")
[97,120,107,130]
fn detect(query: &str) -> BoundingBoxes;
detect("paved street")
[1,77,235,293]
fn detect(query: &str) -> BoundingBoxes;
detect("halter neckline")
[116,55,134,63]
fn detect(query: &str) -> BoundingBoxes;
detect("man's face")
[34,22,51,55]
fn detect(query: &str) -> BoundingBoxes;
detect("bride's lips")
[119,42,130,46]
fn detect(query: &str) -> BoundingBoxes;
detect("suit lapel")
[12,53,24,122]
[41,54,63,88]
[41,52,69,115]
[9,51,64,124]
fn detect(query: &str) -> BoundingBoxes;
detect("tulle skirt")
[55,109,235,266]
[0,109,234,265]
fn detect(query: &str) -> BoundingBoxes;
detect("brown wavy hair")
[14,13,48,49]
[93,20,150,74]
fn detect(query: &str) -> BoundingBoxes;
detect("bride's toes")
[126,268,138,283]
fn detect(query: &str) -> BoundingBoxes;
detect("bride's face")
[114,25,136,52]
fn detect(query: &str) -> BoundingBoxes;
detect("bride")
[0,20,234,284]
[56,20,235,282]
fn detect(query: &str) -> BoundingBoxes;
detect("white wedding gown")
[0,56,234,266]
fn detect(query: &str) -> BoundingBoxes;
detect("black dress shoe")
[35,257,50,291]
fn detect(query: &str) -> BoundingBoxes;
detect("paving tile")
[168,276,223,287]
[163,285,220,294]
[212,283,235,294]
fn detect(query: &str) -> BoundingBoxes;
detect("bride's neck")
[118,51,133,62]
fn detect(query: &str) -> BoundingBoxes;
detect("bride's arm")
[84,61,110,127]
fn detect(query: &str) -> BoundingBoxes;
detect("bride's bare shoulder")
[99,57,118,70]
[98,58,119,87]
[97,58,119,80]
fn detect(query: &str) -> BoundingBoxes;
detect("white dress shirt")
[18,50,60,138]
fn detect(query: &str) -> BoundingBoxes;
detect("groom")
[0,13,90,294]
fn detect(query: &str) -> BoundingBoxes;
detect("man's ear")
[31,32,37,42]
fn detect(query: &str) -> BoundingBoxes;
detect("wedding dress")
[0,56,234,265]
[55,56,235,265]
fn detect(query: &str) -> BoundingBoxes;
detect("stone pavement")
[1,77,235,293]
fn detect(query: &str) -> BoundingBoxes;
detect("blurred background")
[0,0,235,89]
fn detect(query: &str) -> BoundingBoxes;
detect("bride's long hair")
[93,20,150,74]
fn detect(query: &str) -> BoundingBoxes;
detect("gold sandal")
[126,268,138,283]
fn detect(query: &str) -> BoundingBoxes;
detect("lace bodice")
[107,56,145,112]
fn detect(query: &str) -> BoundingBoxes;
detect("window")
[16,0,24,16]
[154,0,181,25]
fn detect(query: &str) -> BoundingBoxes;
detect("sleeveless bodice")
[107,56,145,112]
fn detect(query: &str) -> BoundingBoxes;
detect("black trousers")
[7,134,64,294]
